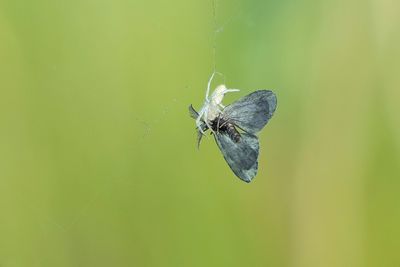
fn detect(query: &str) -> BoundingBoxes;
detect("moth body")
[210,116,241,143]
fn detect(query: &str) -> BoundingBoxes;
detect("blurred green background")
[1,0,400,266]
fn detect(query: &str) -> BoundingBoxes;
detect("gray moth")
[189,86,277,183]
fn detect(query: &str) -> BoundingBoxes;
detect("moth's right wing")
[214,131,259,183]
[222,90,277,134]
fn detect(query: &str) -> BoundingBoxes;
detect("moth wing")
[214,132,259,183]
[188,104,199,119]
[223,90,277,134]
[196,131,204,148]
[189,104,207,148]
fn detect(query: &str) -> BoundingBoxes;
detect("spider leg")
[195,108,206,134]
[219,117,230,128]
[205,71,216,101]
[224,88,240,94]
[196,118,206,135]
[203,109,215,134]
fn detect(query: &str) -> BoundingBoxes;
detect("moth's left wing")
[188,104,199,119]
[222,90,277,134]
[188,104,208,148]
[214,131,259,183]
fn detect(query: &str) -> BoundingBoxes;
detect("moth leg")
[217,115,222,133]
[219,118,230,128]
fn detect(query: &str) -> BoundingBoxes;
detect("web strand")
[212,0,218,73]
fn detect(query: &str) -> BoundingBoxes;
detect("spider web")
[134,0,241,140]
[42,0,243,232]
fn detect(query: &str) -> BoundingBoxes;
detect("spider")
[195,72,240,135]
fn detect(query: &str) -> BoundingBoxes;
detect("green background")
[1,0,399,266]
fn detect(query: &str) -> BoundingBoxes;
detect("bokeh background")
[1,0,400,266]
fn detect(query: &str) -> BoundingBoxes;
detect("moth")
[189,73,277,183]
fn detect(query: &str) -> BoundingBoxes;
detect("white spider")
[196,72,240,134]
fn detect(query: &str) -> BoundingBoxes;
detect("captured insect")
[189,73,277,183]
